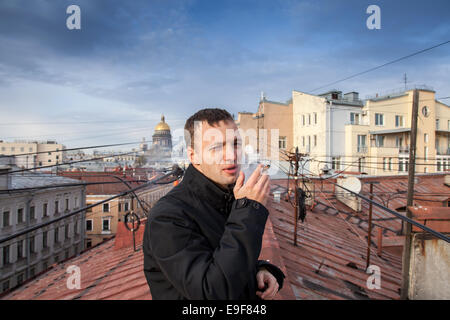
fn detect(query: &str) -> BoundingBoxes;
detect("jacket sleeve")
[148,197,268,300]
[257,260,285,291]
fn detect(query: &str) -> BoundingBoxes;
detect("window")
[54,227,59,243]
[424,167,428,173]
[103,203,109,213]
[375,113,384,126]
[17,241,23,259]
[357,135,366,152]
[302,136,305,147]
[74,197,78,209]
[17,274,23,285]
[437,161,442,171]
[124,202,129,212]
[331,157,341,170]
[375,135,385,147]
[102,218,110,231]
[389,158,393,171]
[3,211,10,227]
[395,115,404,127]
[2,245,10,265]
[86,239,92,248]
[436,119,440,130]
[20,147,24,152]
[29,206,35,221]
[358,158,365,173]
[350,113,360,125]
[314,135,317,147]
[65,224,69,239]
[279,136,287,149]
[17,208,24,224]
[48,159,51,163]
[43,203,48,217]
[30,236,35,254]
[314,113,317,124]
[307,114,311,125]
[86,219,93,231]
[43,231,48,248]
[54,201,59,214]
[302,115,305,126]
[424,133,429,143]
[65,199,69,211]
[424,147,428,161]
[11,147,15,152]
[3,280,10,292]
[383,158,388,171]
[396,137,403,148]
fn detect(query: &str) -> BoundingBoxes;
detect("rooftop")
[2,173,448,300]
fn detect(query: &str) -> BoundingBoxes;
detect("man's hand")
[256,268,279,300]
[233,164,271,207]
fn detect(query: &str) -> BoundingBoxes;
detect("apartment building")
[0,140,65,169]
[0,158,85,294]
[344,87,450,175]
[59,172,172,248]
[292,90,364,174]
[236,95,293,163]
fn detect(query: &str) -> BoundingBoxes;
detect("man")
[143,108,285,300]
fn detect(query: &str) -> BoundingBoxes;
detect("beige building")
[238,86,450,177]
[343,87,450,175]
[236,96,293,164]
[0,140,65,169]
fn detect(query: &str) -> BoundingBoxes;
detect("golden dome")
[154,114,170,131]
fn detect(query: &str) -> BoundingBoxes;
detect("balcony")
[399,146,410,154]
[357,145,368,153]
[436,147,450,156]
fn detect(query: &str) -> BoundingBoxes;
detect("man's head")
[184,108,242,189]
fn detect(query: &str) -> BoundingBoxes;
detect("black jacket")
[143,164,285,300]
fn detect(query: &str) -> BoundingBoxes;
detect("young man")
[143,108,285,300]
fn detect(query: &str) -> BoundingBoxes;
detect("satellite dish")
[340,176,362,194]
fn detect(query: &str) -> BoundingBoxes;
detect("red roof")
[58,172,146,195]
[2,173,448,300]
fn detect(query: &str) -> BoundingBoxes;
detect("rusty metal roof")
[2,174,448,300]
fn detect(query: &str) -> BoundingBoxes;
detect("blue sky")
[0,0,449,150]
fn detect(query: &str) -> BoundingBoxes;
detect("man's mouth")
[222,165,238,175]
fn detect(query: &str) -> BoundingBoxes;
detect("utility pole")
[293,147,299,246]
[401,89,419,300]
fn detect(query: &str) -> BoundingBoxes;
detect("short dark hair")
[184,108,234,148]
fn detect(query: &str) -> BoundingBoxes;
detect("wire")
[0,141,141,159]
[1,150,140,176]
[308,40,450,93]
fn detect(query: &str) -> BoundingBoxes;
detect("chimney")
[0,166,12,190]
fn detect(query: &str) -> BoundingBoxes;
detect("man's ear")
[187,146,198,164]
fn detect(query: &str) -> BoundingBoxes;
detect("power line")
[0,141,141,159]
[0,150,140,176]
[308,39,450,93]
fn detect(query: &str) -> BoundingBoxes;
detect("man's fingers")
[256,271,265,289]
[246,164,263,187]
[234,171,245,191]
[254,173,269,189]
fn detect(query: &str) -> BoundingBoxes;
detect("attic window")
[332,93,338,99]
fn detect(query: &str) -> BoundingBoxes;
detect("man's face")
[188,120,242,188]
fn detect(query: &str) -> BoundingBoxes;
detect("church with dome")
[145,115,173,164]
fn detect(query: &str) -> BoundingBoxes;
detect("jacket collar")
[182,164,235,213]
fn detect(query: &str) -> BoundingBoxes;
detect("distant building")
[0,157,85,294]
[146,115,173,164]
[59,172,172,248]
[0,140,65,169]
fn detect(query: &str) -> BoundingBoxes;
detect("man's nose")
[224,144,237,162]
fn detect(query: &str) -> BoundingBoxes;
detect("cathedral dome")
[154,115,170,132]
